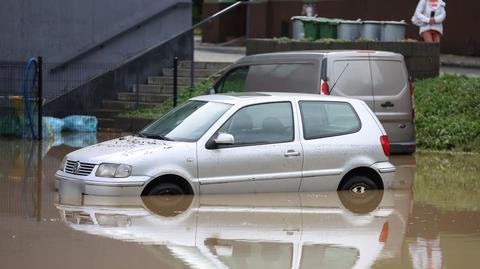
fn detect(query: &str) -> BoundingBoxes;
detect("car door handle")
[284,150,300,157]
[381,101,394,108]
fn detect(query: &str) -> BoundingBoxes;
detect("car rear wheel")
[339,175,383,214]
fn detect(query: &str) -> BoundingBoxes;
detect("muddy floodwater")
[0,133,479,269]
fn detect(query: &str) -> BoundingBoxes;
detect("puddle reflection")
[57,191,411,269]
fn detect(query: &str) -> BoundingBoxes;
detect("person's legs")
[432,31,442,43]
[421,31,434,42]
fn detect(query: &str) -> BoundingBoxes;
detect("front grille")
[65,160,96,176]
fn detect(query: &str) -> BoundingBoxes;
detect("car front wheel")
[145,182,186,196]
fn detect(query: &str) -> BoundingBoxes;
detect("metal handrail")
[50,2,190,72]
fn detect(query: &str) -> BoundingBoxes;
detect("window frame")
[298,100,362,140]
[206,101,296,149]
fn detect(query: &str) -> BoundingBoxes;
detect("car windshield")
[139,100,232,142]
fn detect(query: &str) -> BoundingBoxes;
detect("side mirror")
[214,133,234,145]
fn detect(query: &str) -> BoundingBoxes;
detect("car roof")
[236,50,401,64]
[191,92,360,105]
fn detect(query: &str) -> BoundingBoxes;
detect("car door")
[298,100,363,192]
[369,58,414,144]
[329,58,374,108]
[197,101,303,194]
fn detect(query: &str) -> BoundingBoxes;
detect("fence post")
[37,56,43,141]
[135,68,140,110]
[173,57,178,108]
[190,29,195,88]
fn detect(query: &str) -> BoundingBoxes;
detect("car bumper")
[390,141,416,155]
[370,162,396,189]
[55,171,149,196]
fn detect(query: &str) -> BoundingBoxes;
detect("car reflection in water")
[57,189,411,269]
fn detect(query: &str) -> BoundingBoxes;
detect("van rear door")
[329,59,374,108]
[369,58,414,144]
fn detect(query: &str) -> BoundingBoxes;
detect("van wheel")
[145,182,186,196]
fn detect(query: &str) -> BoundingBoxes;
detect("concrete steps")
[178,61,231,70]
[147,76,204,85]
[96,60,233,131]
[117,92,171,103]
[162,68,219,77]
[102,100,159,110]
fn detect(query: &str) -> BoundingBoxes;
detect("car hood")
[66,135,175,164]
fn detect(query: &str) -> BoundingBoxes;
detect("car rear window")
[299,101,361,140]
[245,63,318,93]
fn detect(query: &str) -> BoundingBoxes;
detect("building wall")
[0,0,191,63]
[0,0,192,107]
[202,0,479,56]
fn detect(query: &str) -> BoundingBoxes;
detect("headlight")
[95,163,132,178]
[59,156,67,171]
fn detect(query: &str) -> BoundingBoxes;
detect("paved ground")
[440,66,480,77]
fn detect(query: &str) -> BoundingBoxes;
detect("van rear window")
[245,63,318,93]
[370,60,407,96]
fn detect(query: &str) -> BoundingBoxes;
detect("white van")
[212,51,416,154]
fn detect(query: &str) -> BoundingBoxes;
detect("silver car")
[55,93,395,196]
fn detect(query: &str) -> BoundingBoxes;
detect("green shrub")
[414,74,480,152]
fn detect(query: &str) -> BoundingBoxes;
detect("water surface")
[0,134,479,269]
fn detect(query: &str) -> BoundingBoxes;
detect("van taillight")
[379,222,389,243]
[320,80,330,95]
[380,135,390,157]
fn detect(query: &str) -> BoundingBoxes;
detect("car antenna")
[329,63,350,95]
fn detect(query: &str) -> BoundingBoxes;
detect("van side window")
[370,60,407,95]
[299,101,361,140]
[217,102,294,146]
[332,60,372,96]
[246,63,317,93]
[216,66,250,93]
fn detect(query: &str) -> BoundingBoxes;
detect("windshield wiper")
[139,133,174,141]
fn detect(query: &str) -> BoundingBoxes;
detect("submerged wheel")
[338,175,383,214]
[145,182,186,196]
[142,182,192,217]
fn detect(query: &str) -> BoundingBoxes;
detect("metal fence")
[0,57,192,137]
[0,60,42,139]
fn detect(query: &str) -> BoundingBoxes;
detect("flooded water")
[0,133,479,269]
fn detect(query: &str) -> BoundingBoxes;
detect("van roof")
[237,50,402,64]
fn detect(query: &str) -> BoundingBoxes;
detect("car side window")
[217,102,294,146]
[299,101,361,140]
[216,66,250,93]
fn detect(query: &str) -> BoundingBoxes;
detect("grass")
[414,74,480,152]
